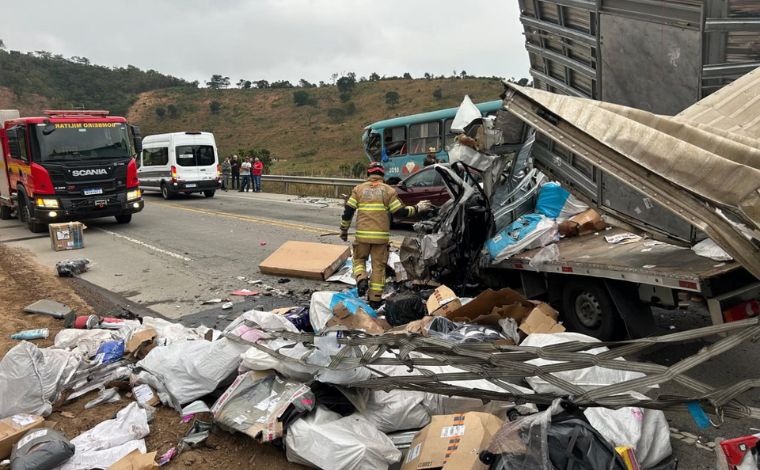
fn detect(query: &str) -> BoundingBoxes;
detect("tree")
[0,39,5,50]
[167,104,179,118]
[154,107,166,119]
[237,79,252,89]
[270,80,294,88]
[255,80,269,89]
[385,91,400,107]
[206,74,230,89]
[336,72,356,94]
[432,87,443,99]
[70,56,90,65]
[369,72,380,82]
[403,72,412,79]
[460,70,467,79]
[298,78,315,88]
[424,72,432,80]
[293,90,315,107]
[209,101,222,114]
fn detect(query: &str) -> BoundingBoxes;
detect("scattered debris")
[605,233,643,245]
[230,289,258,297]
[221,302,233,310]
[259,241,350,280]
[10,328,49,340]
[55,258,90,277]
[49,222,85,252]
[84,387,121,409]
[23,299,73,319]
[10,428,75,470]
[201,298,222,305]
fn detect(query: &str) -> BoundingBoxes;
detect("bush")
[385,91,400,107]
[432,87,443,99]
[167,104,179,118]
[293,90,314,107]
[154,107,166,118]
[344,102,357,116]
[209,101,221,114]
[327,107,346,123]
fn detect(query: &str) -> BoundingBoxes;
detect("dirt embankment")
[0,244,299,469]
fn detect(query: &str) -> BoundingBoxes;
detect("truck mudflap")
[501,67,760,280]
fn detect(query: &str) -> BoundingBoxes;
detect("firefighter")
[340,162,432,307]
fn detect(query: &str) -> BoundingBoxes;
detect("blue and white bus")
[362,100,503,183]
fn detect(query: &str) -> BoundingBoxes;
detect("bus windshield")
[33,122,132,162]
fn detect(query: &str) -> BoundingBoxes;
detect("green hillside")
[127,78,505,176]
[0,48,188,116]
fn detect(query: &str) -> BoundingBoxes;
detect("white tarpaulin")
[451,95,482,133]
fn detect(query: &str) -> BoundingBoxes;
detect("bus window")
[366,131,382,161]
[409,121,441,154]
[444,118,457,149]
[384,126,407,157]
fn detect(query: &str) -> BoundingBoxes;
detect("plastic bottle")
[11,328,50,340]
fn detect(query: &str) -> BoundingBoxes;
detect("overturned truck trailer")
[517,0,760,245]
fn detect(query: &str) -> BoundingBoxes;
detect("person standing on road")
[252,157,264,193]
[231,155,241,190]
[221,157,232,191]
[239,158,252,192]
[340,162,432,308]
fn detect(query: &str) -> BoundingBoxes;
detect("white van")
[138,132,220,199]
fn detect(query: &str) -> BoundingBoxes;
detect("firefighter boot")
[357,279,368,298]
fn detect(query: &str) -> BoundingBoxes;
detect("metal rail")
[261,175,363,196]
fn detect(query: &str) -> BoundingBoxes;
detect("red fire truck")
[0,110,144,232]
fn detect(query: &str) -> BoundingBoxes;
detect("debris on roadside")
[259,241,350,280]
[23,299,73,319]
[48,222,86,252]
[55,258,91,277]
[10,328,49,340]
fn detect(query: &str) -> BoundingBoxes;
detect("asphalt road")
[0,189,757,468]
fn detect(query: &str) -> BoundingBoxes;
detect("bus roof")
[364,99,503,131]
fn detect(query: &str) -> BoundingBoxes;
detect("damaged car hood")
[501,67,760,279]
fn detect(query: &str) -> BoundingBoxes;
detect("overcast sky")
[2,0,530,85]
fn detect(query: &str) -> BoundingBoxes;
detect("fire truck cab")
[0,109,144,232]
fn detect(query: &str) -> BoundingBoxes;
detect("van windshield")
[176,145,215,166]
[34,122,132,162]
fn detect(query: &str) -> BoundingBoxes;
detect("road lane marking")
[95,228,192,261]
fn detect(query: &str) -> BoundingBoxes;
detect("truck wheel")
[204,190,215,198]
[561,279,620,341]
[115,214,132,224]
[161,183,173,200]
[22,199,47,233]
[0,205,12,220]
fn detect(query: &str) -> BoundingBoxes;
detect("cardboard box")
[426,285,463,317]
[259,241,350,280]
[132,384,160,408]
[125,328,156,355]
[49,222,85,251]
[0,414,45,459]
[445,288,530,325]
[108,449,158,470]
[519,303,566,335]
[401,412,504,470]
[326,302,389,335]
[559,209,606,238]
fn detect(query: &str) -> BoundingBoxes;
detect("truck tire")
[115,214,132,224]
[0,205,12,220]
[161,183,173,200]
[204,190,215,198]
[21,197,47,233]
[561,279,621,341]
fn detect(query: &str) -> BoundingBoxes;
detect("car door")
[396,167,449,207]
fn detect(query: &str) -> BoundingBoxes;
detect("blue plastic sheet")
[535,182,570,219]
[486,213,545,259]
[328,289,378,318]
[94,340,125,364]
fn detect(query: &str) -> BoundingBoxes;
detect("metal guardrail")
[261,175,363,197]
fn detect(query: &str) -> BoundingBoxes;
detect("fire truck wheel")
[115,214,132,224]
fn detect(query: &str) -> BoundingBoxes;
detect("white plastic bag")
[0,342,80,417]
[521,332,649,394]
[585,402,672,469]
[359,389,433,433]
[137,337,249,407]
[141,316,210,345]
[451,95,482,133]
[692,238,733,261]
[529,244,560,267]
[54,329,121,357]
[285,407,401,470]
[58,402,150,470]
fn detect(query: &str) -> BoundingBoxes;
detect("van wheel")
[204,190,215,198]
[115,214,132,224]
[561,279,620,341]
[22,198,47,233]
[0,205,12,220]
[161,183,172,200]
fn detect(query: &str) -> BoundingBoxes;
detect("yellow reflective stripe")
[346,197,358,208]
[389,200,402,210]
[340,220,351,229]
[356,230,390,237]
[357,203,387,212]
[358,207,387,211]
[353,266,366,274]
[369,283,384,289]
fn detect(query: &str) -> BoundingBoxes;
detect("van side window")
[142,147,168,166]
[176,145,215,166]
[384,126,407,157]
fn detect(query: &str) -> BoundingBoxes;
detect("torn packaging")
[107,449,158,470]
[401,412,504,470]
[326,302,389,334]
[0,415,45,459]
[10,428,75,470]
[212,371,314,442]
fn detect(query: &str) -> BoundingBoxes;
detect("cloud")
[2,0,530,84]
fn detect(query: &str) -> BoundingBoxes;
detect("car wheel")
[561,279,620,341]
[204,190,215,198]
[161,183,172,200]
[115,214,132,224]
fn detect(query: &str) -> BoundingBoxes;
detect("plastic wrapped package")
[223,309,299,345]
[57,402,150,470]
[584,397,672,469]
[285,406,401,470]
[358,389,434,433]
[136,337,249,408]
[384,292,426,327]
[0,342,80,417]
[55,258,90,277]
[425,316,507,343]
[529,244,560,267]
[212,371,314,442]
[521,333,649,394]
[486,214,559,262]
[309,290,377,333]
[534,182,589,219]
[54,329,122,357]
[9,428,75,470]
[140,316,210,345]
[485,400,627,470]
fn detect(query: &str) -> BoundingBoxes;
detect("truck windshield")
[33,122,132,162]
